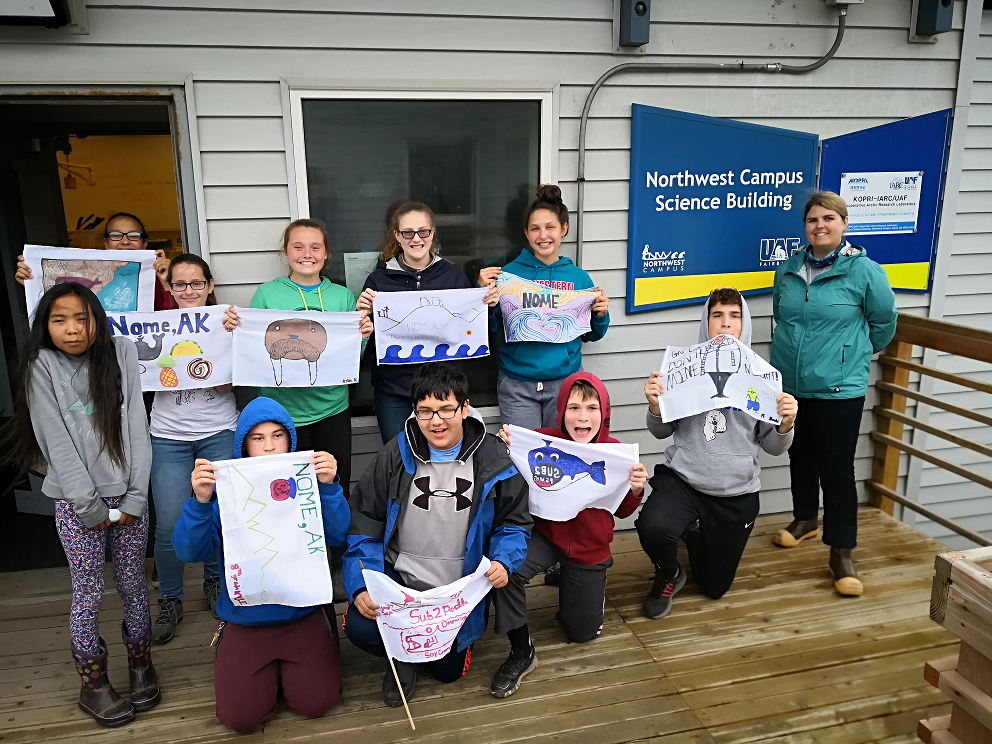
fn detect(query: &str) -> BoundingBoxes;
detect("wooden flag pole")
[387,655,416,730]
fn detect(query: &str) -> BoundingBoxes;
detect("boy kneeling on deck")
[173,397,350,733]
[490,372,649,698]
[343,362,531,707]
[636,288,798,619]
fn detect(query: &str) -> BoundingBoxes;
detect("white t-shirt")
[149,388,239,442]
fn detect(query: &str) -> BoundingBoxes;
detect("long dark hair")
[167,253,217,305]
[4,283,127,472]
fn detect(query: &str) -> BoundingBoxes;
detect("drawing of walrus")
[264,319,327,386]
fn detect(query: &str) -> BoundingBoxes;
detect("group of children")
[5,187,801,733]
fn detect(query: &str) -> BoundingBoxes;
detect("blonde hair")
[379,202,437,263]
[803,191,848,221]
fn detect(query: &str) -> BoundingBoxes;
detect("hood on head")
[697,294,752,347]
[404,405,487,463]
[553,372,612,443]
[233,397,298,458]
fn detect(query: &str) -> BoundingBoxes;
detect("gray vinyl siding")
[0,1,970,510]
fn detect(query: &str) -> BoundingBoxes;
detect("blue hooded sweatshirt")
[171,397,350,627]
[496,250,610,382]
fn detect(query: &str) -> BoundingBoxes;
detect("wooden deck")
[0,507,957,743]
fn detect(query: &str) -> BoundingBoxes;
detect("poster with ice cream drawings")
[232,308,362,388]
[23,245,156,324]
[373,287,489,365]
[215,451,334,607]
[106,307,232,391]
[362,558,492,662]
[659,334,783,425]
[495,272,597,344]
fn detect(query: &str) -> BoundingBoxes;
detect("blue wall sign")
[819,109,952,292]
[626,104,819,313]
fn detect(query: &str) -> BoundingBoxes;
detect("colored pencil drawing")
[42,258,140,312]
[265,318,328,386]
[373,288,490,365]
[495,272,597,344]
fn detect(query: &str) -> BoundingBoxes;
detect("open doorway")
[0,97,189,571]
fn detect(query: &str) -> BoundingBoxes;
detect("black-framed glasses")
[170,281,208,292]
[105,231,146,241]
[398,228,434,240]
[414,407,459,421]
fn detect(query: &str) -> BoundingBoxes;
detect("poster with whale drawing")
[659,334,783,425]
[232,307,362,388]
[23,245,156,325]
[507,425,639,522]
[372,287,489,365]
[495,272,598,344]
[214,451,334,607]
[106,307,233,392]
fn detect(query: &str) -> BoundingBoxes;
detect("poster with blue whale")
[372,287,490,365]
[507,425,639,522]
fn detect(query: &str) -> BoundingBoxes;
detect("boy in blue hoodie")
[479,184,610,430]
[173,397,350,733]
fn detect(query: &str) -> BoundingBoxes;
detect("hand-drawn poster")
[373,287,489,365]
[23,245,157,323]
[495,272,597,344]
[106,307,232,391]
[507,425,639,522]
[232,308,362,388]
[659,334,783,425]
[362,557,492,663]
[214,451,334,607]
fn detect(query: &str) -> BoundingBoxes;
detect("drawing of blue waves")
[379,343,490,365]
[505,309,590,344]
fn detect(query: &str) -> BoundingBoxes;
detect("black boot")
[642,564,686,620]
[543,564,561,587]
[122,622,161,712]
[72,639,135,727]
[382,661,417,708]
[151,596,183,646]
[829,547,863,596]
[773,518,819,548]
[491,638,537,698]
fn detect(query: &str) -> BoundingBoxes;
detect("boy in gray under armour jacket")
[635,288,798,620]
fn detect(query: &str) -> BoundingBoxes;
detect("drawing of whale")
[527,441,606,490]
[134,333,165,361]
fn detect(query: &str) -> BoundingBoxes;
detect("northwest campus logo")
[641,245,686,273]
[759,237,801,264]
[527,441,606,491]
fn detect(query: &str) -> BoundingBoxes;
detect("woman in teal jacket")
[770,192,896,597]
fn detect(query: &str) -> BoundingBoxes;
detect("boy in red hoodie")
[489,372,648,698]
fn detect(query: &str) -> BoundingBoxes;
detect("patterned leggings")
[54,497,151,654]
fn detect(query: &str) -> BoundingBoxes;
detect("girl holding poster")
[148,254,239,645]
[356,201,480,443]
[2,283,158,728]
[478,185,611,430]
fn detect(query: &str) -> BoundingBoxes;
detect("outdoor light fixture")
[618,0,651,48]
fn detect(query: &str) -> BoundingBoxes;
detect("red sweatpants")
[214,606,342,733]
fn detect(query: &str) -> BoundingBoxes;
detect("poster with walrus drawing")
[232,308,362,388]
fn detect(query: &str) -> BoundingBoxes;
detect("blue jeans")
[374,389,412,444]
[150,430,234,599]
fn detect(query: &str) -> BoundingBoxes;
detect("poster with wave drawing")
[495,272,597,344]
[373,287,489,365]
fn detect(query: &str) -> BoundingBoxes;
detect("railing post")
[870,339,913,514]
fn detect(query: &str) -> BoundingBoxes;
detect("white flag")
[23,245,157,324]
[232,307,362,388]
[214,451,334,607]
[660,334,783,425]
[373,287,489,365]
[362,558,492,663]
[507,425,638,522]
[105,307,232,391]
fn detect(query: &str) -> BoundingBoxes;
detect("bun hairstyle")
[281,218,333,278]
[524,184,569,229]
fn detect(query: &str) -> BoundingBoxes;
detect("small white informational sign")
[839,171,924,235]
[343,252,380,300]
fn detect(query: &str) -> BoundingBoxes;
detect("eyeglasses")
[105,231,146,242]
[170,281,208,292]
[414,407,460,421]
[398,228,434,240]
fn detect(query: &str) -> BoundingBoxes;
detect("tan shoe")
[772,518,820,548]
[830,547,863,596]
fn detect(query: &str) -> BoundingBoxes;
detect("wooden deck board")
[0,507,955,742]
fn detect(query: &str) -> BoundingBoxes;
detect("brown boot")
[122,622,161,712]
[830,547,863,596]
[773,518,820,548]
[72,639,135,727]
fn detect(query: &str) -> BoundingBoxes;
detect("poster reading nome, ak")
[232,307,362,388]
[106,307,232,391]
[495,272,597,344]
[214,451,334,607]
[373,287,489,365]
[23,245,157,322]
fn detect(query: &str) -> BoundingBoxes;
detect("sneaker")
[490,640,537,698]
[150,596,183,646]
[203,576,221,619]
[543,564,561,587]
[642,565,686,620]
[382,661,417,708]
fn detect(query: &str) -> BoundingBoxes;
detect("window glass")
[300,99,541,412]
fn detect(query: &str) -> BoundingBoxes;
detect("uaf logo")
[759,237,801,263]
[891,174,921,191]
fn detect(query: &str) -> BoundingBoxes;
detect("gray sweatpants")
[497,372,565,430]
[493,530,612,644]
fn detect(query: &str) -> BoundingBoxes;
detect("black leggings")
[294,408,352,501]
